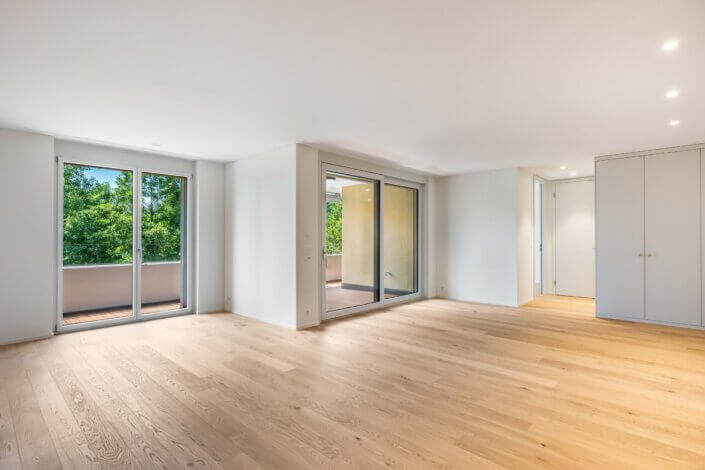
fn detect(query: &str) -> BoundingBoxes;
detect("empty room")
[1,1,704,468]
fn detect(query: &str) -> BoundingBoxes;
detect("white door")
[595,157,645,318]
[555,179,595,297]
[645,150,701,325]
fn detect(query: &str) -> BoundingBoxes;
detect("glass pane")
[140,172,187,315]
[325,172,379,311]
[62,163,134,326]
[383,184,418,298]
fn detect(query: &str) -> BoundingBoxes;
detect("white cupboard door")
[645,150,701,325]
[555,180,595,298]
[595,157,644,318]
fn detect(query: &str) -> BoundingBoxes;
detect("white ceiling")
[1,1,704,178]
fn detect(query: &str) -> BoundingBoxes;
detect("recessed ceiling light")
[661,40,679,51]
[665,89,679,98]
[669,119,680,126]
[570,171,577,176]
[151,142,162,147]
[559,165,567,170]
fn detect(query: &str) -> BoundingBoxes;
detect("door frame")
[56,157,192,333]
[533,175,545,296]
[320,163,423,321]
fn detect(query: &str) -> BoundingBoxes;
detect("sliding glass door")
[322,165,421,320]
[324,171,380,313]
[58,160,190,331]
[139,172,188,315]
[383,183,419,299]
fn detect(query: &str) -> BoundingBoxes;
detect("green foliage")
[141,174,182,262]
[63,164,183,266]
[326,201,342,254]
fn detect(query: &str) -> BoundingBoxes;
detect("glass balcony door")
[383,183,419,299]
[57,160,191,331]
[59,162,136,328]
[323,167,381,318]
[321,165,422,321]
[137,171,188,318]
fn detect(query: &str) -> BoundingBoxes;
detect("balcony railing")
[63,261,181,313]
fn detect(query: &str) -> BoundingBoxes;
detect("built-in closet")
[595,146,704,328]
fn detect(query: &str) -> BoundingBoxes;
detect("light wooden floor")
[523,294,596,316]
[2,297,705,469]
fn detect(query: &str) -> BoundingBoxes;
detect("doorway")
[322,164,421,320]
[57,160,191,331]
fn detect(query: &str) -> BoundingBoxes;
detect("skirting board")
[597,314,705,331]
[1,332,54,346]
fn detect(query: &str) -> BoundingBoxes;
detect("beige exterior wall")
[341,182,375,287]
[384,184,417,292]
[340,183,417,292]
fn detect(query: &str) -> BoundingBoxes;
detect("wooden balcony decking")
[62,300,182,326]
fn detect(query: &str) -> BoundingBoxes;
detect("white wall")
[295,144,320,329]
[0,129,55,344]
[56,140,194,174]
[435,168,520,306]
[225,145,298,329]
[516,168,534,305]
[194,160,225,313]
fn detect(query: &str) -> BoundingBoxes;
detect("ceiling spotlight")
[669,120,680,126]
[570,171,577,176]
[665,89,679,98]
[661,40,679,51]
[559,165,567,170]
[151,142,162,147]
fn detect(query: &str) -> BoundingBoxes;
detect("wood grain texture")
[2,297,705,469]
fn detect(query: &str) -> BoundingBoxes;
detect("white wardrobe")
[596,146,704,329]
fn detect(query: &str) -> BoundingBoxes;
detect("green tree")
[141,173,182,262]
[63,165,133,265]
[326,201,342,254]
[62,165,183,266]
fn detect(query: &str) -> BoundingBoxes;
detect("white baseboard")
[0,332,54,346]
[597,313,705,331]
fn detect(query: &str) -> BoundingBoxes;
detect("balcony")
[62,261,182,325]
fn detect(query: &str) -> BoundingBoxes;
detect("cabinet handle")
[646,253,654,257]
[638,253,644,257]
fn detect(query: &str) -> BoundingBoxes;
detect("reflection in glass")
[383,184,418,298]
